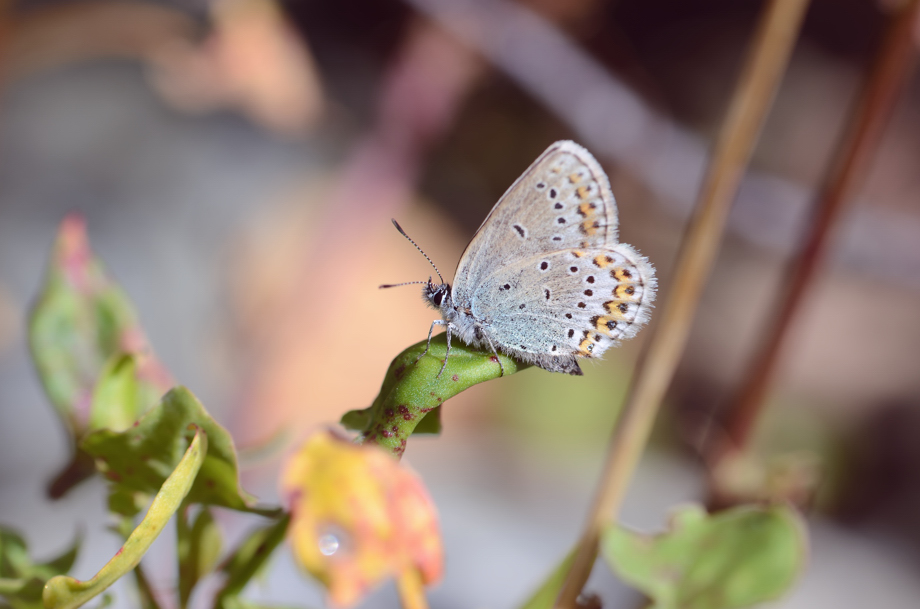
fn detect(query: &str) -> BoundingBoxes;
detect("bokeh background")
[1,0,920,606]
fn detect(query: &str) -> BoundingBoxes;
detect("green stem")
[213,514,291,609]
[132,561,162,609]
[176,499,191,609]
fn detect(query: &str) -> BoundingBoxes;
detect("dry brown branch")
[716,0,920,473]
[554,0,811,604]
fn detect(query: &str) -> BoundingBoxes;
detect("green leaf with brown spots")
[0,526,80,609]
[81,386,272,514]
[341,334,528,456]
[600,504,807,609]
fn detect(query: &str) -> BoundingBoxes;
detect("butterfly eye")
[432,291,444,307]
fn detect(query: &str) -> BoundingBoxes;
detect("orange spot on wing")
[614,284,638,299]
[594,254,614,268]
[594,315,619,335]
[581,220,600,236]
[578,336,595,356]
[604,300,630,317]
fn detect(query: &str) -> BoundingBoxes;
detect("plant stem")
[718,0,920,460]
[396,570,429,609]
[133,561,163,609]
[176,500,190,609]
[119,514,164,609]
[554,0,811,605]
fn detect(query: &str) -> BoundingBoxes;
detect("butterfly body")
[417,140,656,376]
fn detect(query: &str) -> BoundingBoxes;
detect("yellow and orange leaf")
[281,431,442,606]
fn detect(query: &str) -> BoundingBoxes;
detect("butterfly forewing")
[452,141,619,305]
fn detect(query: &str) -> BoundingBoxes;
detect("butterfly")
[385,140,656,376]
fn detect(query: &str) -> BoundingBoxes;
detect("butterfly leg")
[436,326,452,378]
[479,330,505,377]
[416,319,449,373]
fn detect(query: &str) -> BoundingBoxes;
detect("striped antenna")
[380,279,429,289]
[388,219,444,284]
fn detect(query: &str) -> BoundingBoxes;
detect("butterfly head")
[424,279,452,313]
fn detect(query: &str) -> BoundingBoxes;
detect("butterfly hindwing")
[469,242,655,371]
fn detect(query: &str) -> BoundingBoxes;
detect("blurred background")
[1,0,919,606]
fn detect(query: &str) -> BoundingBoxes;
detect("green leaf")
[82,386,270,514]
[29,214,171,437]
[516,546,576,609]
[106,489,149,519]
[178,507,223,609]
[413,406,442,435]
[600,504,807,609]
[0,526,80,609]
[341,334,528,456]
[43,428,208,609]
[0,526,81,609]
[214,514,291,609]
[30,215,173,499]
[89,354,157,434]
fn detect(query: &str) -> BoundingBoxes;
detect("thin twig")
[718,0,920,463]
[554,0,811,605]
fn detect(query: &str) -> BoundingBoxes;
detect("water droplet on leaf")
[319,533,340,556]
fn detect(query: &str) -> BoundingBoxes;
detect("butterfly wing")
[452,140,619,304]
[450,140,655,374]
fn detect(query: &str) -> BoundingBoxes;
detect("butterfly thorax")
[423,281,483,346]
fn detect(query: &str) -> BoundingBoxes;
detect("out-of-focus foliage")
[177,507,223,608]
[82,386,262,515]
[43,428,207,609]
[29,215,173,497]
[0,526,80,609]
[516,546,576,609]
[29,214,171,438]
[601,504,806,609]
[214,514,291,608]
[281,431,443,607]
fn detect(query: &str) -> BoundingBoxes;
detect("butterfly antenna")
[390,219,444,284]
[379,280,429,289]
